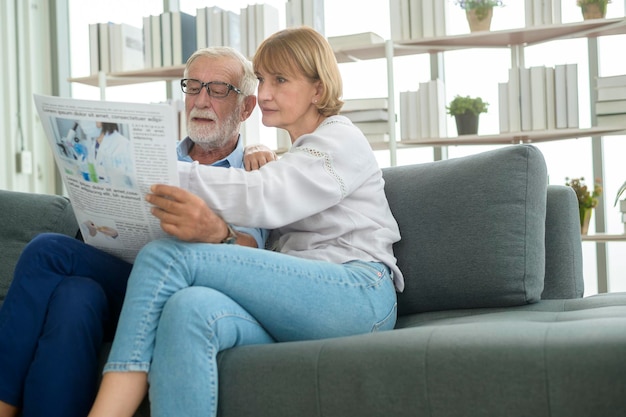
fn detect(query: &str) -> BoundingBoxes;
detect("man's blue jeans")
[105,238,398,417]
[0,233,132,417]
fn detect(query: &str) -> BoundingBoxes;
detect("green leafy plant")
[454,1,505,20]
[566,177,603,210]
[577,0,611,15]
[446,95,489,117]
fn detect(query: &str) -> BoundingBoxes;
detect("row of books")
[340,98,393,144]
[499,64,579,133]
[525,0,562,27]
[285,0,325,35]
[390,0,446,41]
[89,3,281,75]
[595,74,626,128]
[89,22,144,74]
[399,80,447,140]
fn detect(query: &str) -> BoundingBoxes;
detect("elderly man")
[0,46,274,417]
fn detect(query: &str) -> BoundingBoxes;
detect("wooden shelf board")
[397,126,626,147]
[70,19,626,82]
[69,65,186,87]
[582,233,626,242]
[334,18,626,62]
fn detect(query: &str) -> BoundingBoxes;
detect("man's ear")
[241,95,257,122]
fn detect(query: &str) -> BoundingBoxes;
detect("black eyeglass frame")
[180,78,242,98]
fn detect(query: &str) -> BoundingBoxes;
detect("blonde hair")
[184,46,257,101]
[253,26,343,117]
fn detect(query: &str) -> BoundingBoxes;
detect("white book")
[552,0,562,24]
[342,97,388,112]
[160,12,173,67]
[240,7,248,58]
[302,0,325,35]
[255,4,279,53]
[364,133,391,143]
[285,0,302,28]
[530,66,547,130]
[421,0,435,38]
[171,11,196,66]
[400,0,411,41]
[542,0,552,26]
[596,74,626,89]
[222,11,241,52]
[433,0,447,37]
[97,22,111,73]
[89,23,100,74]
[596,114,626,127]
[428,79,447,138]
[195,7,207,49]
[555,64,568,128]
[354,121,390,135]
[519,67,532,131]
[545,66,556,130]
[498,82,509,133]
[142,16,152,69]
[597,86,626,101]
[399,91,411,140]
[109,23,144,73]
[409,0,423,40]
[525,0,535,27]
[328,32,384,51]
[533,0,544,26]
[390,0,403,42]
[342,109,390,123]
[418,82,430,138]
[595,99,626,115]
[566,63,579,128]
[207,6,224,48]
[150,14,162,68]
[507,68,521,132]
[245,5,256,58]
[410,89,421,140]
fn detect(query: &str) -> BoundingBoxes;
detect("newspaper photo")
[34,94,180,263]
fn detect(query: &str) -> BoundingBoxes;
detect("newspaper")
[34,94,180,263]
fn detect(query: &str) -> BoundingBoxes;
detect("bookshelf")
[68,8,626,291]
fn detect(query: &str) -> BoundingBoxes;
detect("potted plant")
[565,177,603,235]
[454,0,505,32]
[446,95,489,135]
[577,0,611,20]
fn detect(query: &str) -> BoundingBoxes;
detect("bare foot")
[0,400,19,417]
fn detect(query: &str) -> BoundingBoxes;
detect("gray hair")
[184,47,257,100]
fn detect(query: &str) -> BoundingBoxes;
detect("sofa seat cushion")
[383,145,548,315]
[215,293,626,417]
[0,190,78,305]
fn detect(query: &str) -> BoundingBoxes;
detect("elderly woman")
[88,26,403,417]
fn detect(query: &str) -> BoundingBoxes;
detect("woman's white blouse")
[178,115,404,291]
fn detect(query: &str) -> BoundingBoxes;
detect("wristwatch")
[221,223,238,245]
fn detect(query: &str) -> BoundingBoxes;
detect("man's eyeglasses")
[180,79,242,98]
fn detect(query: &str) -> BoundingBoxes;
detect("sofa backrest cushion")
[383,145,548,315]
[0,190,79,306]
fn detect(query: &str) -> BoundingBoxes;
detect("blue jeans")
[105,238,398,417]
[0,233,132,417]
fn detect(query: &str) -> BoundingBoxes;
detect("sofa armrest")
[0,190,79,305]
[542,185,584,299]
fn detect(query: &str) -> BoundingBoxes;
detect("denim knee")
[49,277,109,332]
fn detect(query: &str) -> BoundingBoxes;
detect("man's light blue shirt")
[177,136,268,249]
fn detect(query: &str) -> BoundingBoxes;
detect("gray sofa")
[1,144,625,417]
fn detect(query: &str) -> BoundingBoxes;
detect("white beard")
[187,106,242,150]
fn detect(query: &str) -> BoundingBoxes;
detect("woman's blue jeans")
[0,233,132,417]
[105,238,398,417]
